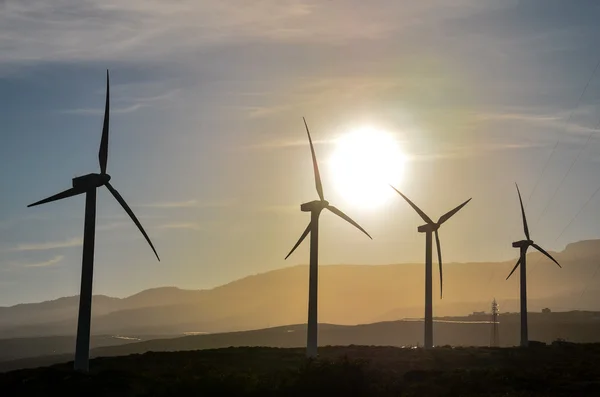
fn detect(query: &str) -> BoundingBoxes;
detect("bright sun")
[330,126,406,208]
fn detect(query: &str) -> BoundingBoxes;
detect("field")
[2,343,600,396]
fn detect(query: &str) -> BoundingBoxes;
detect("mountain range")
[2,239,600,340]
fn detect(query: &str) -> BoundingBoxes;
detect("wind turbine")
[27,70,159,372]
[506,183,561,347]
[285,118,372,358]
[390,186,471,348]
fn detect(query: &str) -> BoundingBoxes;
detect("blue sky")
[2,0,600,305]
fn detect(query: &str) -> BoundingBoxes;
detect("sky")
[2,0,600,306]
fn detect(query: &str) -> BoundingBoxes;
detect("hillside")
[3,345,600,396]
[1,239,600,339]
[0,334,178,363]
[3,310,600,372]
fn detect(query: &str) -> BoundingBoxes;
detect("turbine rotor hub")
[100,173,111,185]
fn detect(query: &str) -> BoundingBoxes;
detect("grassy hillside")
[2,344,600,396]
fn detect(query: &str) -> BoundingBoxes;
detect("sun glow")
[330,126,406,208]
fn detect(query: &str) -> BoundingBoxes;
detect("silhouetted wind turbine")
[390,186,471,349]
[285,118,372,358]
[507,183,561,347]
[27,70,159,372]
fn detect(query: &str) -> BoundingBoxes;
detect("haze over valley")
[2,239,600,344]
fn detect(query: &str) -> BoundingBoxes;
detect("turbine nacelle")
[418,223,439,233]
[301,200,329,212]
[72,173,111,190]
[512,239,533,249]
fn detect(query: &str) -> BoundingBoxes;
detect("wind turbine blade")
[389,185,433,224]
[99,70,110,175]
[506,258,521,280]
[27,187,86,207]
[435,229,443,299]
[326,205,372,239]
[532,243,561,268]
[285,221,311,260]
[105,182,160,261]
[438,198,472,225]
[515,183,530,240]
[303,117,324,201]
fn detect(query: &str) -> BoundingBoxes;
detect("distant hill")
[0,334,179,363]
[0,335,133,362]
[3,311,600,372]
[2,239,600,339]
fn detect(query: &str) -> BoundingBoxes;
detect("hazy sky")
[2,0,600,306]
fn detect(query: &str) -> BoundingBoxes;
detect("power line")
[531,119,600,228]
[525,57,600,208]
[574,258,600,309]
[555,178,600,244]
[527,167,600,277]
[494,126,599,291]
[482,56,600,300]
[481,56,600,302]
[524,58,600,276]
[550,181,600,309]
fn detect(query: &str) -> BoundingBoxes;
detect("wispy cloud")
[0,213,58,230]
[239,137,336,152]
[0,1,492,65]
[256,204,298,213]
[62,104,144,115]
[474,111,563,125]
[246,105,291,119]
[2,238,82,253]
[240,77,405,120]
[409,141,549,162]
[140,199,234,209]
[96,222,129,232]
[140,200,200,209]
[473,107,600,137]
[61,88,180,116]
[21,255,64,268]
[156,222,204,231]
[102,214,166,220]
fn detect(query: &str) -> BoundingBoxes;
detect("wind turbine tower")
[507,184,561,347]
[27,71,160,372]
[285,118,372,358]
[390,186,471,349]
